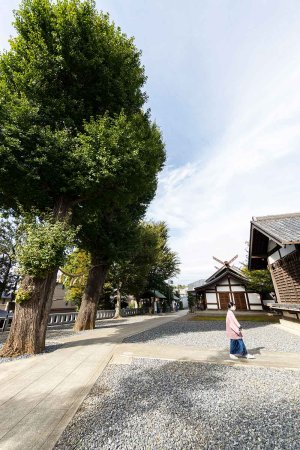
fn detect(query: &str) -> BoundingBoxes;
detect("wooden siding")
[270,251,300,303]
[233,292,247,310]
[218,292,230,310]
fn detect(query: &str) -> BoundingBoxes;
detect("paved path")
[0,312,185,450]
[112,342,300,369]
[1,311,299,450]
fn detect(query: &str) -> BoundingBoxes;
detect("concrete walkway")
[0,312,185,450]
[112,342,300,369]
[1,311,299,450]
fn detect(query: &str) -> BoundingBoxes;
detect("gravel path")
[55,358,300,450]
[124,320,300,353]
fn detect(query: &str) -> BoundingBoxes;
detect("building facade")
[248,213,300,322]
[191,265,262,311]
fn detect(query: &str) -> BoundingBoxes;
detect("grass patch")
[189,314,280,323]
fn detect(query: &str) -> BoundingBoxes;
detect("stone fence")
[47,307,146,326]
[1,307,146,331]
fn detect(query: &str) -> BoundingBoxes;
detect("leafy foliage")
[16,212,76,278]
[60,249,91,307]
[241,266,274,295]
[59,221,180,309]
[146,222,180,293]
[108,221,180,298]
[15,287,32,304]
[188,292,196,312]
[0,0,149,212]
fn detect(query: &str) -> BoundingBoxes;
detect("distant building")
[51,283,76,312]
[248,213,300,324]
[176,287,188,309]
[187,279,206,291]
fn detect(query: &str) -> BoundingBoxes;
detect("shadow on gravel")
[54,358,300,450]
[246,346,265,356]
[123,319,273,344]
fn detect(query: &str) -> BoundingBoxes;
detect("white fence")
[47,308,146,325]
[0,313,13,332]
[0,308,147,332]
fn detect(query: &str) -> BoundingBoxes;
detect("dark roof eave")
[250,221,283,246]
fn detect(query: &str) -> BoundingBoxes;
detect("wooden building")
[193,264,262,311]
[248,213,300,323]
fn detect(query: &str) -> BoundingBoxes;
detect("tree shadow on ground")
[123,319,274,344]
[53,358,300,450]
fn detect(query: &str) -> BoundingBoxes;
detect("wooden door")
[233,292,247,310]
[218,292,230,310]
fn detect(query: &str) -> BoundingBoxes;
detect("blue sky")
[1,1,300,283]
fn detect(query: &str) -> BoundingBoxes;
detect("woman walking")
[226,302,255,360]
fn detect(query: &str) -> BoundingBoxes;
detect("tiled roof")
[195,267,247,291]
[187,279,206,290]
[206,265,243,282]
[252,213,300,245]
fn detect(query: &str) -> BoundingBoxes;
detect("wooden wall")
[270,250,300,304]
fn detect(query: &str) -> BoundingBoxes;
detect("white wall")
[207,304,218,309]
[248,293,262,309]
[206,293,218,304]
[180,295,188,309]
[280,244,296,258]
[268,251,281,264]
[231,285,245,292]
[218,279,229,285]
[268,244,296,264]
[250,305,263,310]
[268,240,277,252]
[217,286,230,292]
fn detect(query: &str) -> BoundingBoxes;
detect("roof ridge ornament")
[212,254,238,268]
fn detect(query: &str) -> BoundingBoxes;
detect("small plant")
[188,293,196,313]
[15,287,32,304]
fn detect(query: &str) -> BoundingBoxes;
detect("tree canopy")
[241,266,274,295]
[0,0,148,212]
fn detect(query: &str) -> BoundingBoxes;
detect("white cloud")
[148,34,300,284]
[2,0,300,286]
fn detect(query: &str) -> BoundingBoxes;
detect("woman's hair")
[228,301,234,309]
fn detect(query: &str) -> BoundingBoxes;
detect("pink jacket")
[226,310,242,340]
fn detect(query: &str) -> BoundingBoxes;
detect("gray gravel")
[124,320,300,353]
[55,358,300,450]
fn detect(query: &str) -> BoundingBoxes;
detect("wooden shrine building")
[248,213,300,323]
[193,258,262,311]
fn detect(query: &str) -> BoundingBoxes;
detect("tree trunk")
[114,283,122,319]
[74,256,109,331]
[0,270,58,356]
[0,197,71,357]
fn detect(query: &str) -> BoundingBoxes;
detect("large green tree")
[108,221,180,315]
[146,222,180,292]
[0,0,161,356]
